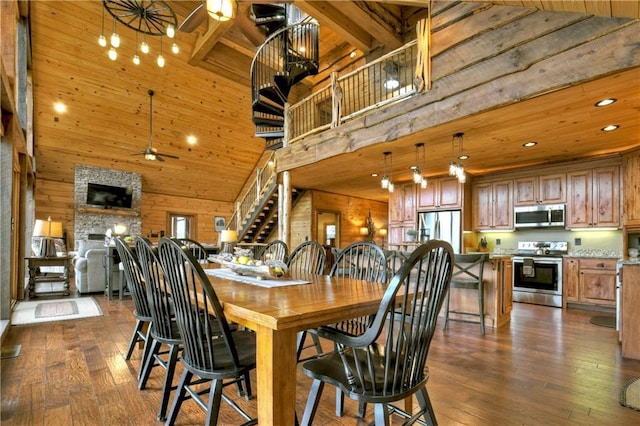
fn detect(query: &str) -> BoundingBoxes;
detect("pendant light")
[388,152,395,193]
[381,152,391,189]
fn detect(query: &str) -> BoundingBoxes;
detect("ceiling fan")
[132,89,179,162]
[178,0,237,33]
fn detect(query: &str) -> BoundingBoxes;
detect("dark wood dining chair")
[287,241,327,361]
[287,240,326,275]
[157,237,257,426]
[135,237,183,421]
[443,253,489,335]
[256,239,289,263]
[177,238,208,263]
[113,238,153,380]
[300,240,454,426]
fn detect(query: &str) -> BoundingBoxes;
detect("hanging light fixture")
[206,0,236,22]
[381,151,391,189]
[418,142,428,188]
[101,1,178,68]
[98,6,107,47]
[388,152,395,193]
[449,132,466,183]
[412,143,423,184]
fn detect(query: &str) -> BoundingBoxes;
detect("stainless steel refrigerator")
[417,210,462,253]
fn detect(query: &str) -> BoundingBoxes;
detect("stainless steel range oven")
[512,241,567,308]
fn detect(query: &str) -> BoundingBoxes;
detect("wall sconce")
[33,217,63,257]
[361,210,376,241]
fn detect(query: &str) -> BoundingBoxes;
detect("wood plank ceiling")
[29,1,639,205]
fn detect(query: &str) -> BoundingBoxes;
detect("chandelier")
[448,132,467,183]
[99,0,179,68]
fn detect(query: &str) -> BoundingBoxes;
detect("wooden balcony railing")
[288,40,418,143]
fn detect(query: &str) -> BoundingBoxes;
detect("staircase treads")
[253,99,284,115]
[257,85,286,104]
[253,115,284,127]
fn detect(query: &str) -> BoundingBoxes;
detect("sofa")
[72,240,107,294]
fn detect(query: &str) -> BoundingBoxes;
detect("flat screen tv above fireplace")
[86,183,133,209]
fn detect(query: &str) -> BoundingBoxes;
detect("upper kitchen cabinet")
[567,166,620,229]
[418,177,464,210]
[388,183,417,246]
[473,179,513,231]
[514,174,566,206]
[623,149,640,226]
[389,183,416,223]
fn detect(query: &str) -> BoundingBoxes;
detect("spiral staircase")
[250,4,319,150]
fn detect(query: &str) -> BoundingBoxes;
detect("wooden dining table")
[204,267,389,425]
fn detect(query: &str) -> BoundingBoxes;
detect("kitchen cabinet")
[622,264,640,359]
[418,177,462,210]
[622,149,640,226]
[388,183,416,246]
[495,258,513,324]
[472,180,513,230]
[563,258,580,305]
[514,174,565,206]
[563,257,617,308]
[566,166,620,229]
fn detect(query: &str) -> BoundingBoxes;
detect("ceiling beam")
[339,2,403,50]
[188,3,253,65]
[295,1,374,53]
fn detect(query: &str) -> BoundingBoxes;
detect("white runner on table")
[205,268,311,288]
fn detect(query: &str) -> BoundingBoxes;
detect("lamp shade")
[360,227,369,236]
[33,217,63,238]
[220,230,238,243]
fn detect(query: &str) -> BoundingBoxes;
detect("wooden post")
[331,72,343,128]
[281,103,291,246]
[414,6,432,93]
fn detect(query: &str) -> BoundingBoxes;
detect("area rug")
[590,315,616,328]
[620,377,640,411]
[11,297,102,325]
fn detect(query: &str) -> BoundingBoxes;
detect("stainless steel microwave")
[514,204,566,229]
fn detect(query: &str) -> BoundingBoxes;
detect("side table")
[25,256,73,300]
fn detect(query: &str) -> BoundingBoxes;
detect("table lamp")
[220,229,238,254]
[33,216,63,257]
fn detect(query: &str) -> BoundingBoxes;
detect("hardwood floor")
[2,292,640,425]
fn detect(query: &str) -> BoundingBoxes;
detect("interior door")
[316,210,340,247]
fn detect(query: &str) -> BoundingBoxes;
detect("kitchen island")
[444,254,512,329]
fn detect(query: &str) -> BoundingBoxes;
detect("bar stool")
[443,253,489,335]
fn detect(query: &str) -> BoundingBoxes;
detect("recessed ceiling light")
[601,124,620,132]
[523,141,537,147]
[458,155,469,160]
[53,102,66,113]
[371,172,379,177]
[187,135,197,145]
[595,98,617,107]
[350,50,357,59]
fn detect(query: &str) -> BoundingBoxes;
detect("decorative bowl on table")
[208,255,288,280]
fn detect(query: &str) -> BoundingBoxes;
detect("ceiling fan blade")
[131,152,145,156]
[157,152,180,159]
[179,4,207,33]
[156,155,165,162]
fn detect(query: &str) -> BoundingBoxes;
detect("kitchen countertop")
[619,258,640,265]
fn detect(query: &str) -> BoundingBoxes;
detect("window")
[168,213,196,239]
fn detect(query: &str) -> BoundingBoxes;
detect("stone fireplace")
[74,165,142,250]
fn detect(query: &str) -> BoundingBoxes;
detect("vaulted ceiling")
[27,1,640,205]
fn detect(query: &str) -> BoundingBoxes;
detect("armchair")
[72,240,107,294]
